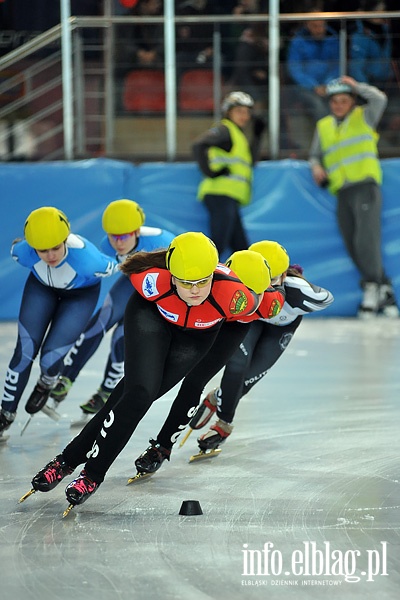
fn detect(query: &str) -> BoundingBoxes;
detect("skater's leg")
[23,283,100,415]
[155,322,251,449]
[64,294,219,484]
[38,283,100,380]
[218,318,301,423]
[194,322,263,453]
[1,275,58,418]
[63,377,126,467]
[241,319,301,397]
[195,320,300,451]
[214,321,263,424]
[61,276,130,387]
[77,321,125,415]
[99,321,125,393]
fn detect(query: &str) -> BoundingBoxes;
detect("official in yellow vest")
[317,106,381,196]
[309,76,398,319]
[192,91,266,258]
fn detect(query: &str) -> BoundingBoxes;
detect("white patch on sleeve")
[66,233,85,248]
[140,226,162,236]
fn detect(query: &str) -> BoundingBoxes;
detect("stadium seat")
[178,69,223,113]
[122,69,165,113]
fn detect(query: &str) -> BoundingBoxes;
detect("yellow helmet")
[226,249,271,294]
[166,232,219,280]
[24,207,70,250]
[102,199,145,234]
[248,240,290,278]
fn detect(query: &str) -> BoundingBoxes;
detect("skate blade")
[18,488,36,503]
[189,448,222,463]
[0,434,10,444]
[62,503,75,518]
[70,414,91,428]
[126,472,154,485]
[20,416,32,436]
[41,404,61,421]
[178,428,193,448]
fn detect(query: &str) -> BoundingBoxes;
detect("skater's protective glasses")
[110,232,135,241]
[174,275,213,289]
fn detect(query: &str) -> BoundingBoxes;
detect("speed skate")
[126,471,154,485]
[41,400,61,421]
[189,448,222,462]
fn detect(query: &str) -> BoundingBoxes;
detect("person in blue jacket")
[286,11,340,122]
[0,206,119,438]
[49,199,175,417]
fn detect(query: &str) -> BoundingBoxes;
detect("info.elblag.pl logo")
[241,541,388,584]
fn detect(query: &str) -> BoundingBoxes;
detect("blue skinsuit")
[1,234,118,413]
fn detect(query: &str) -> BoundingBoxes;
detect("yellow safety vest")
[317,106,381,195]
[198,118,253,206]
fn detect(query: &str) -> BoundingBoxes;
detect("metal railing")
[1,6,400,161]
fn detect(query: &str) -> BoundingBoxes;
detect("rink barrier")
[0,157,399,319]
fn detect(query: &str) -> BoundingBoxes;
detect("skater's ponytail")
[120,249,168,275]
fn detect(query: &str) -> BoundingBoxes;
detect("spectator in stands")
[230,21,269,114]
[229,18,294,149]
[175,0,216,79]
[116,0,164,73]
[309,76,399,319]
[192,90,266,258]
[286,7,340,122]
[114,0,164,113]
[220,0,268,79]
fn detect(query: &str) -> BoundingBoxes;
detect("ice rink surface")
[1,317,400,600]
